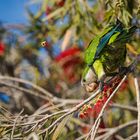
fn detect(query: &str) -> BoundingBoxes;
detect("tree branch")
[134,77,140,139]
[111,103,137,112]
[95,120,137,140]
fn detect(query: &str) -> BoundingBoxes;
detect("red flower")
[79,113,86,119]
[56,0,65,7]
[103,85,110,92]
[55,47,82,84]
[119,80,128,91]
[81,126,90,134]
[0,42,5,56]
[55,47,80,62]
[46,6,52,15]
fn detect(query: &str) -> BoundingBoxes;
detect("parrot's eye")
[83,79,86,82]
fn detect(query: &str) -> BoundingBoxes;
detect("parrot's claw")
[98,75,107,91]
[99,80,111,91]
[99,81,104,91]
[119,66,128,75]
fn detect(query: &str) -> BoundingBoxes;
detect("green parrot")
[81,20,137,92]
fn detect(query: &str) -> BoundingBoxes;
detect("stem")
[134,77,140,140]
[111,103,137,112]
[10,109,24,140]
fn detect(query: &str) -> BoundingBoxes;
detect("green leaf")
[52,114,72,140]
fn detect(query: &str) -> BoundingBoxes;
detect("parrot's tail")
[128,26,137,35]
[115,26,137,43]
[116,19,124,31]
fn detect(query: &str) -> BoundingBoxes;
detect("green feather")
[85,27,112,64]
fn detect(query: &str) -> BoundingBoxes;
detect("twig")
[43,7,64,21]
[0,81,48,100]
[39,89,101,135]
[10,109,24,140]
[1,109,69,127]
[111,103,137,112]
[61,29,72,51]
[134,77,140,140]
[124,132,137,140]
[115,135,125,140]
[0,76,53,98]
[53,98,82,104]
[76,120,137,140]
[26,132,39,140]
[86,75,127,140]
[76,134,88,140]
[95,120,137,140]
[42,2,74,21]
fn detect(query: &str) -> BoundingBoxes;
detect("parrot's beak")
[81,79,98,92]
[85,82,98,92]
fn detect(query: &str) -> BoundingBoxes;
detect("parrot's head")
[81,66,98,92]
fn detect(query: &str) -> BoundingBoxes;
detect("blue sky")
[0,0,38,24]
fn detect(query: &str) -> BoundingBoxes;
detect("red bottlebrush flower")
[86,106,92,112]
[0,42,5,56]
[81,126,90,134]
[109,88,113,94]
[62,57,81,69]
[103,85,109,92]
[119,80,128,91]
[86,107,94,117]
[55,47,80,62]
[55,47,82,84]
[83,111,88,117]
[46,6,52,15]
[56,0,65,7]
[79,113,86,119]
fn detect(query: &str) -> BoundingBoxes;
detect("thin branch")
[0,81,49,100]
[0,76,53,99]
[10,109,24,140]
[134,77,140,139]
[115,135,125,140]
[124,132,137,140]
[76,134,88,140]
[76,120,137,140]
[1,109,69,127]
[111,103,137,112]
[95,120,137,140]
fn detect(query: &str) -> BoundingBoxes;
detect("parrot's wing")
[85,19,124,66]
[85,27,112,65]
[114,26,137,43]
[85,36,100,65]
[93,22,122,62]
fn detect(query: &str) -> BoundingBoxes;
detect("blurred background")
[0,0,140,139]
